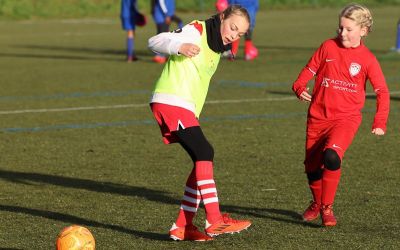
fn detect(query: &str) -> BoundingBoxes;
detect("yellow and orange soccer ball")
[56,225,95,250]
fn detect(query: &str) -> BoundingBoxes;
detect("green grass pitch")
[0,6,399,249]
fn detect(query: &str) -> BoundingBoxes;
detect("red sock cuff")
[195,161,213,179]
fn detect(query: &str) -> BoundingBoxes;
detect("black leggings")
[156,23,169,34]
[174,126,214,162]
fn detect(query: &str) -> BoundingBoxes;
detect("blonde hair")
[339,3,373,34]
[222,4,250,25]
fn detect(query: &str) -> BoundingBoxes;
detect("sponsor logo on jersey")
[321,78,330,87]
[349,62,361,76]
[325,58,335,62]
[332,144,342,150]
[321,77,358,93]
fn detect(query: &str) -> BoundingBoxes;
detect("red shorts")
[150,103,199,144]
[304,117,361,173]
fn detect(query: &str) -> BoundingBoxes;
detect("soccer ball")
[56,225,95,250]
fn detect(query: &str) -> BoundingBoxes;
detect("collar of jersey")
[205,15,231,53]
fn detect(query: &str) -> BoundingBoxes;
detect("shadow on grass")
[0,169,177,205]
[14,44,153,58]
[0,204,169,241]
[265,90,293,96]
[0,46,152,62]
[222,204,321,228]
[0,169,318,230]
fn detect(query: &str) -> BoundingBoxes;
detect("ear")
[220,13,225,21]
[360,26,368,37]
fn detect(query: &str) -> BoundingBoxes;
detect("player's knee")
[195,142,214,161]
[323,149,341,170]
[307,169,322,182]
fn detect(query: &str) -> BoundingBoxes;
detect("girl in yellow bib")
[149,5,252,241]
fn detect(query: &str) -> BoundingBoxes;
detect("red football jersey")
[292,38,390,131]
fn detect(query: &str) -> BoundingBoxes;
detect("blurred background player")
[396,18,400,52]
[292,3,390,227]
[151,0,183,64]
[216,0,259,60]
[120,0,146,62]
[149,5,252,241]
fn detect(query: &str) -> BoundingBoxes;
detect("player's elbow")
[148,37,161,53]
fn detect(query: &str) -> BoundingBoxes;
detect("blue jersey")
[120,0,138,30]
[152,0,176,24]
[229,0,258,29]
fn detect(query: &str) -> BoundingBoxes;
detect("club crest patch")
[349,62,361,76]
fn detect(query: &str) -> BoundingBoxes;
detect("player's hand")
[371,128,385,136]
[299,88,312,102]
[179,43,200,58]
[165,16,171,25]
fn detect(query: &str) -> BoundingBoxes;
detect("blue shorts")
[152,10,166,25]
[121,16,136,31]
[229,0,258,30]
[245,5,258,30]
[120,0,137,30]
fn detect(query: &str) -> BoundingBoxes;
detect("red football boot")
[126,55,138,62]
[169,223,213,241]
[302,201,321,221]
[244,41,258,61]
[205,213,251,237]
[321,204,337,226]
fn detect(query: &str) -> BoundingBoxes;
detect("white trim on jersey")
[150,93,196,114]
[308,67,317,76]
[159,0,168,14]
[148,23,202,55]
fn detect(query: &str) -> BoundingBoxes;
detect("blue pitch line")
[0,89,150,102]
[1,112,306,133]
[216,80,290,88]
[0,81,289,103]
[1,107,394,134]
[1,77,397,103]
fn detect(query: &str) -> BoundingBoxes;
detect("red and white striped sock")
[175,168,200,227]
[195,161,221,224]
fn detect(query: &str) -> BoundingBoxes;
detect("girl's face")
[337,17,367,48]
[220,14,249,45]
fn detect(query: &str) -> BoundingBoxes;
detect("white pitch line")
[0,96,297,115]
[0,103,148,115]
[207,96,296,104]
[0,91,398,115]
